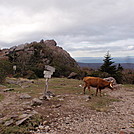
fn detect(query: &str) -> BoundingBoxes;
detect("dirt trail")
[46,86,134,134]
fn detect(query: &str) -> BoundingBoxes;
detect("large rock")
[1,39,80,77]
[68,72,78,79]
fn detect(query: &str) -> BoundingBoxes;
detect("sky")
[0,0,134,58]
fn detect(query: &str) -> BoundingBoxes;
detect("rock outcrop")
[0,39,80,78]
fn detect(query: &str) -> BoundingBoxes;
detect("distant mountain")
[78,62,134,69]
[74,56,134,63]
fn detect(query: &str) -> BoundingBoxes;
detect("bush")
[90,70,110,78]
[0,60,13,83]
[122,69,134,84]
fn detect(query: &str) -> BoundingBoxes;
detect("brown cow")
[83,76,114,96]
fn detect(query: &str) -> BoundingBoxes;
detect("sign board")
[43,65,55,79]
[45,65,55,73]
[43,71,53,79]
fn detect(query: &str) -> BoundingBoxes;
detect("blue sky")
[0,0,134,57]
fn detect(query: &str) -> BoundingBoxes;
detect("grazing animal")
[83,77,113,96]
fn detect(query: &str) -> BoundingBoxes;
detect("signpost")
[43,65,55,96]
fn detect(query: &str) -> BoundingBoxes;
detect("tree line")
[0,51,133,84]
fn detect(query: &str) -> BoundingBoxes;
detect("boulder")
[68,72,78,79]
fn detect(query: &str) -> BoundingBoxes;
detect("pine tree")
[99,51,123,83]
[100,51,117,75]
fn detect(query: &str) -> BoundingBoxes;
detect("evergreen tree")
[99,51,123,83]
[100,51,117,75]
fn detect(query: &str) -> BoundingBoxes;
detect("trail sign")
[43,71,53,79]
[45,65,55,73]
[43,65,55,96]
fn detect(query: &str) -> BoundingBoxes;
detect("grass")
[123,84,134,88]
[0,94,4,102]
[0,114,43,134]
[88,96,119,112]
[5,78,83,97]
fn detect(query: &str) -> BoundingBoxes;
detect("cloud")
[0,0,134,57]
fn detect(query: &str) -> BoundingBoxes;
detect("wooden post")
[44,78,49,95]
[43,65,55,97]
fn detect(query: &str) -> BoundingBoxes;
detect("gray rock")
[31,98,43,106]
[16,114,33,126]
[120,128,134,134]
[3,88,14,92]
[4,119,14,126]
[68,72,78,79]
[19,94,31,99]
[0,113,4,118]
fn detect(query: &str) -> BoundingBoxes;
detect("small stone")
[45,126,50,131]
[3,88,14,92]
[38,125,44,129]
[4,119,14,126]
[43,121,48,125]
[0,113,4,118]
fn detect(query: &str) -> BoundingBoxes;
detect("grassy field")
[5,77,119,111]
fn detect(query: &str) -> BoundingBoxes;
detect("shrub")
[0,60,13,83]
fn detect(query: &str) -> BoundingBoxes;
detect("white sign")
[43,71,53,79]
[43,65,55,95]
[45,65,55,73]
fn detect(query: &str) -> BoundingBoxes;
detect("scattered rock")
[45,91,55,97]
[0,113,4,118]
[51,104,61,108]
[31,98,43,106]
[6,78,34,88]
[4,119,14,126]
[43,121,48,125]
[44,126,50,132]
[40,91,55,100]
[19,94,32,99]
[3,88,14,92]
[120,128,134,134]
[15,113,35,126]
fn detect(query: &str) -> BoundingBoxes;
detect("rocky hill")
[0,39,80,78]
